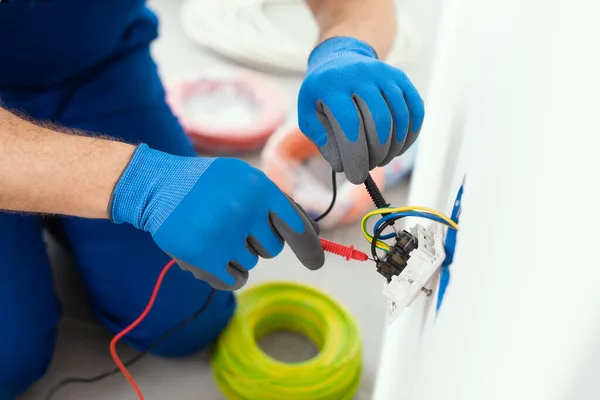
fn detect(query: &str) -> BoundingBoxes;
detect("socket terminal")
[376,230,418,282]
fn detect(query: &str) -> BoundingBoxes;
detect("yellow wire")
[361,206,459,252]
[212,282,362,400]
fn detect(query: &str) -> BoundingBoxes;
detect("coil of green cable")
[211,281,362,400]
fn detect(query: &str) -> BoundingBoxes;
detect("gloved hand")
[298,36,425,184]
[109,144,324,290]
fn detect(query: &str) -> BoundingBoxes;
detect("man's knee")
[62,218,238,359]
[0,329,56,400]
[137,289,236,358]
[98,278,237,359]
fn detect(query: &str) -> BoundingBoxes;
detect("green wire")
[361,214,390,252]
[211,282,362,400]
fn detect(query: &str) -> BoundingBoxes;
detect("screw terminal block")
[376,230,418,282]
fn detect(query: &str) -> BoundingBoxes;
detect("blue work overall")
[0,2,235,398]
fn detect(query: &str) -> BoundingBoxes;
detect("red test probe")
[319,238,369,261]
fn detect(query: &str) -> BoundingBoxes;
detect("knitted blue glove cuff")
[109,144,214,234]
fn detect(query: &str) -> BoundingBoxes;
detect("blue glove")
[109,144,324,290]
[298,36,425,184]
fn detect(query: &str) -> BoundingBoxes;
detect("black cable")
[364,173,398,232]
[314,169,337,222]
[371,218,400,261]
[364,173,390,210]
[44,288,217,400]
[363,172,401,261]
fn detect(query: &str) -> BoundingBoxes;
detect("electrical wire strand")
[368,211,458,260]
[108,259,178,399]
[44,261,217,400]
[314,169,337,222]
[361,206,458,252]
[373,211,452,240]
[371,218,397,261]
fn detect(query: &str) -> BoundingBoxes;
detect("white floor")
[17,0,444,398]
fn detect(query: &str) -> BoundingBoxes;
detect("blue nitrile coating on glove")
[110,144,324,290]
[298,36,425,184]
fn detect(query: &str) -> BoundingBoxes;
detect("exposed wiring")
[314,169,337,222]
[360,173,457,254]
[368,210,458,263]
[211,281,362,400]
[373,211,452,240]
[371,218,398,261]
[361,206,458,253]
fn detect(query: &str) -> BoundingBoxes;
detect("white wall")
[375,0,600,399]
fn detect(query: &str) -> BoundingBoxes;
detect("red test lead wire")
[319,238,369,261]
[110,240,366,400]
[110,259,177,400]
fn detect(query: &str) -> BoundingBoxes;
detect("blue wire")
[373,212,450,239]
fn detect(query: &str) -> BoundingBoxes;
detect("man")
[0,0,423,397]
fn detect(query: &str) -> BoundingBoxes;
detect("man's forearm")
[0,108,135,218]
[306,0,397,59]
